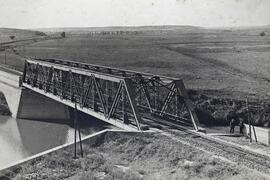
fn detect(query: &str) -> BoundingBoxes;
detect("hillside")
[17,26,270,98]
[34,25,203,35]
[0,28,46,44]
[1,25,270,126]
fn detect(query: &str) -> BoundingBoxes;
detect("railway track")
[143,116,270,174]
[181,131,270,173]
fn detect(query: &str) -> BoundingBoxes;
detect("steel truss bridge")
[22,58,202,131]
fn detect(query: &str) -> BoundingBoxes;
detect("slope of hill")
[18,25,270,100]
[0,28,46,44]
[35,25,203,35]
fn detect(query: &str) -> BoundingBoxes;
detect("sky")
[0,0,269,29]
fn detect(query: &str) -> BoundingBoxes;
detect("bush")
[35,31,47,36]
[9,35,15,40]
[259,32,266,36]
[61,32,66,38]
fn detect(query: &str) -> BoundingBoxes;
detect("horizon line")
[0,24,269,31]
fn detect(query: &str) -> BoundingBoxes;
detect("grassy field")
[1,26,270,125]
[1,26,270,120]
[12,26,270,100]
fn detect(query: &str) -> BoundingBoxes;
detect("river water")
[0,116,81,169]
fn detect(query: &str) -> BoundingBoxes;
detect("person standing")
[239,118,244,134]
[230,118,236,133]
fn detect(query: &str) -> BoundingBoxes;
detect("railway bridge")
[0,59,202,131]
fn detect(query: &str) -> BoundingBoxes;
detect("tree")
[9,35,15,40]
[61,32,66,38]
[260,32,266,36]
[35,31,47,36]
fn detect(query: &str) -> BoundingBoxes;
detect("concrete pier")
[0,68,70,120]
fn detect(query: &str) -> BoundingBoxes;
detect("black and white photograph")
[0,0,270,179]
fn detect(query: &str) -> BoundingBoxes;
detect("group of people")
[228,115,245,134]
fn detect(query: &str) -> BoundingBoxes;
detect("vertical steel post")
[73,104,77,159]
[122,87,127,123]
[74,103,83,158]
[92,78,97,111]
[22,60,27,83]
[252,125,258,143]
[52,68,56,95]
[80,75,84,107]
[69,71,73,101]
[106,80,110,113]
[246,98,252,142]
[60,71,64,99]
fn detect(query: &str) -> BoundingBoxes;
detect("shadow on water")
[73,110,111,134]
[0,109,110,169]
[17,110,109,155]
[16,118,71,155]
[0,112,8,124]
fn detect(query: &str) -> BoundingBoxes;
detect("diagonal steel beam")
[123,78,142,131]
[140,80,154,113]
[92,75,108,118]
[159,83,176,115]
[107,82,123,120]
[174,80,201,131]
[81,77,92,107]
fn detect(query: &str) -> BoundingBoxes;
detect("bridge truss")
[22,58,202,131]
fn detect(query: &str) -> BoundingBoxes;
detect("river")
[0,116,86,169]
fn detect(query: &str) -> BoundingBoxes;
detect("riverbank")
[188,90,270,128]
[2,130,268,180]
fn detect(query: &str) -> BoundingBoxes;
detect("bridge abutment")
[16,89,70,120]
[0,69,22,117]
[0,69,70,120]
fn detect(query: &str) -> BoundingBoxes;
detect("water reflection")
[0,116,77,169]
[17,118,74,155]
[0,111,111,169]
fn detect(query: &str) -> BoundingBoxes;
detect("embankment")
[1,130,267,180]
